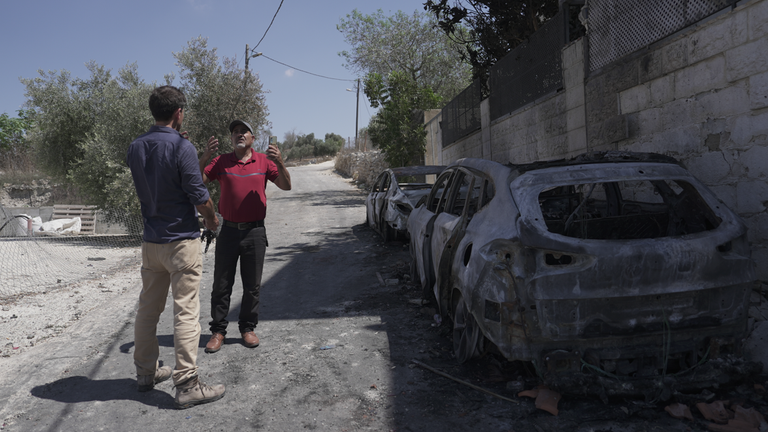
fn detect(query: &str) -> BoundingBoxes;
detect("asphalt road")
[1,160,766,432]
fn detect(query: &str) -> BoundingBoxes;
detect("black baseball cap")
[229,120,254,134]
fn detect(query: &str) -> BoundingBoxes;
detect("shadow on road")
[30,376,175,409]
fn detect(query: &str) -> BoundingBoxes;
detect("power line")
[253,0,285,49]
[259,54,355,82]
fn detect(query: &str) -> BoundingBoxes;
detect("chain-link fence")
[587,0,737,72]
[0,204,143,299]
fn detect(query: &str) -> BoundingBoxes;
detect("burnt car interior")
[539,179,722,240]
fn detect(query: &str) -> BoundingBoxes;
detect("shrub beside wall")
[334,150,389,189]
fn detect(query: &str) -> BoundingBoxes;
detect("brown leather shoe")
[205,333,224,353]
[241,331,260,348]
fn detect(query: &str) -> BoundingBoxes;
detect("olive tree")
[21,62,153,223]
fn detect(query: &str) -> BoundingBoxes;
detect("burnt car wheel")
[452,291,482,363]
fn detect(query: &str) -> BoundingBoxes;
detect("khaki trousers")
[134,238,202,385]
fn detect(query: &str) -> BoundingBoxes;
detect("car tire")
[451,291,482,363]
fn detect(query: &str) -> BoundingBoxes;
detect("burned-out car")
[408,152,755,388]
[365,165,446,241]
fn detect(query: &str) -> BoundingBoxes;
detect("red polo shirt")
[204,151,279,222]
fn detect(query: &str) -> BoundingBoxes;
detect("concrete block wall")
[442,131,484,163]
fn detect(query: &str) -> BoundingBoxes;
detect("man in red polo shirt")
[198,120,291,353]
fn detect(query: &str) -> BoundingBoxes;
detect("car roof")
[449,151,682,181]
[390,165,447,177]
[507,151,682,173]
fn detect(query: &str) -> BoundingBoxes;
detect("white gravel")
[0,261,142,357]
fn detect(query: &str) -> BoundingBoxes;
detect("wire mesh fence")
[587,0,737,72]
[0,204,144,299]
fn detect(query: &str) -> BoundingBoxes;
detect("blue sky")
[0,0,429,144]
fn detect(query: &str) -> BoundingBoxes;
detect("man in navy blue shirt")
[127,85,225,409]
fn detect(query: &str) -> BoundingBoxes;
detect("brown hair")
[148,85,187,121]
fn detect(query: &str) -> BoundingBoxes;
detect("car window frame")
[372,173,387,193]
[381,172,391,193]
[446,169,474,217]
[427,170,454,213]
[437,170,463,214]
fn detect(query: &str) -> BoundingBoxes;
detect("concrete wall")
[425,0,768,279]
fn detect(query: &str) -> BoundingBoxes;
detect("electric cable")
[253,0,285,49]
[259,54,355,82]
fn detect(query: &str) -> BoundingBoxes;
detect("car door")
[408,169,454,297]
[366,174,385,228]
[452,172,495,302]
[373,172,391,232]
[430,169,475,313]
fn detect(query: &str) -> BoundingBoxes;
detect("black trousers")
[209,225,267,335]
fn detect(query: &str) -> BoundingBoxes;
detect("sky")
[0,0,430,144]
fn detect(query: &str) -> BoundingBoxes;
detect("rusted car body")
[365,166,446,241]
[408,152,755,384]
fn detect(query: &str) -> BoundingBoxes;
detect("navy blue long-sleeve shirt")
[127,125,210,244]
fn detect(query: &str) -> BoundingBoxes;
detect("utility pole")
[245,44,262,71]
[355,78,360,149]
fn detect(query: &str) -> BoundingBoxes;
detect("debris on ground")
[665,403,694,420]
[518,385,561,416]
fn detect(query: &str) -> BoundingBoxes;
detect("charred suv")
[408,152,756,389]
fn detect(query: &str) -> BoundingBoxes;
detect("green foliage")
[424,0,560,82]
[318,133,344,156]
[365,71,441,168]
[0,109,34,151]
[338,8,471,104]
[339,8,470,166]
[0,109,36,172]
[21,62,154,223]
[20,37,269,222]
[282,132,344,161]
